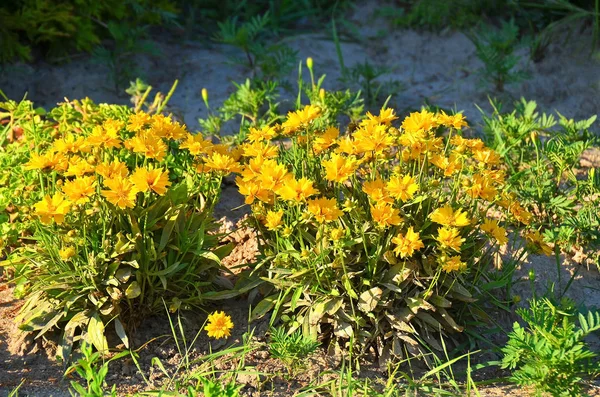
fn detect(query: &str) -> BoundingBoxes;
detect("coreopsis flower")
[240,157,266,182]
[257,161,289,191]
[87,125,122,149]
[370,203,402,228]
[180,133,213,155]
[203,152,242,175]
[127,112,152,133]
[441,256,466,273]
[353,123,395,154]
[204,311,234,339]
[63,176,96,204]
[386,175,418,201]
[33,193,71,224]
[53,134,90,154]
[102,177,138,209]
[130,167,171,195]
[242,141,279,158]
[436,227,465,251]
[429,204,470,227]
[247,125,277,143]
[401,109,438,134]
[392,227,424,258]
[281,105,320,134]
[277,177,319,202]
[124,131,167,161]
[59,246,77,261]
[335,135,356,155]
[264,210,284,231]
[363,179,392,204]
[480,219,508,245]
[322,154,358,183]
[524,230,553,256]
[237,178,272,204]
[436,110,468,130]
[364,107,398,126]
[429,153,461,176]
[473,148,501,166]
[307,197,343,223]
[465,173,497,201]
[313,127,339,154]
[64,157,95,177]
[96,159,129,179]
[509,202,533,225]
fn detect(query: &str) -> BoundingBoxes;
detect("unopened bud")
[306,57,313,71]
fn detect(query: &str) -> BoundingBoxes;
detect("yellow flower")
[258,162,289,191]
[180,133,213,155]
[335,135,356,155]
[436,227,464,251]
[236,178,272,204]
[441,256,466,273]
[59,246,77,261]
[322,154,358,183]
[63,176,96,204]
[53,134,90,154]
[386,175,418,201]
[247,125,277,143]
[429,204,470,227]
[204,311,234,339]
[242,141,279,158]
[124,131,167,161]
[64,157,95,177]
[307,197,343,223]
[353,123,395,154]
[429,153,461,176]
[509,202,533,225]
[436,110,468,130]
[130,167,171,195]
[25,152,68,172]
[264,210,284,231]
[203,152,242,175]
[392,226,424,258]
[364,107,398,126]
[473,148,501,166]
[87,124,122,149]
[102,177,138,209]
[464,173,498,201]
[96,159,129,179]
[33,193,71,224]
[282,105,320,134]
[370,203,402,228]
[524,230,553,256]
[277,177,319,202]
[480,219,508,245]
[313,127,339,154]
[363,179,392,204]
[401,109,438,134]
[240,157,267,182]
[127,112,152,133]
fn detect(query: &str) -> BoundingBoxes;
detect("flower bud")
[306,57,313,71]
[201,88,208,103]
[319,88,325,100]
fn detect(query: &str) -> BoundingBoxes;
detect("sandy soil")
[1,1,600,396]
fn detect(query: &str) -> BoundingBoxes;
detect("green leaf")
[250,294,278,322]
[87,314,108,354]
[125,281,141,299]
[114,318,129,348]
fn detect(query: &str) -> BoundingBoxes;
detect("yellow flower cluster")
[28,112,238,224]
[237,105,534,275]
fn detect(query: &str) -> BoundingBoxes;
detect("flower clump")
[237,105,534,355]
